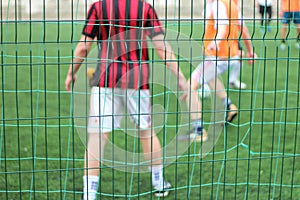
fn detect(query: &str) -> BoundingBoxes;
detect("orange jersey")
[281,0,300,12]
[204,0,240,58]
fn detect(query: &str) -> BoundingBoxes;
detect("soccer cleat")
[230,80,247,90]
[153,181,172,197]
[226,104,238,123]
[280,43,286,51]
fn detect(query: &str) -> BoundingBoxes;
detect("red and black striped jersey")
[82,0,164,89]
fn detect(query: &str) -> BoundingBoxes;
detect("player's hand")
[207,41,219,52]
[180,91,188,101]
[179,81,192,101]
[65,74,77,92]
[247,52,257,65]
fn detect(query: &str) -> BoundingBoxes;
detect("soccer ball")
[198,84,210,98]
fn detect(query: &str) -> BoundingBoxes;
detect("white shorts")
[191,56,240,84]
[88,87,152,133]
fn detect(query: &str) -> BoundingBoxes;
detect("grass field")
[1,20,300,200]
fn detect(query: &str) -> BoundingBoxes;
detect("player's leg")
[259,5,265,27]
[208,78,238,123]
[189,62,211,99]
[181,61,214,142]
[126,89,171,197]
[209,59,238,123]
[83,132,109,200]
[83,87,123,200]
[267,6,272,31]
[294,11,300,49]
[185,77,208,142]
[138,128,171,197]
[189,58,237,124]
[280,12,290,50]
[229,46,247,89]
[229,64,246,89]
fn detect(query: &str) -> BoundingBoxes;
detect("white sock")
[229,63,241,83]
[149,165,164,187]
[83,175,99,200]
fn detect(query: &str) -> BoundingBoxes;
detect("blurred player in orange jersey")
[279,0,300,50]
[181,0,256,141]
[199,0,256,91]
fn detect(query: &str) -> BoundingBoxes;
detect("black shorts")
[259,5,272,16]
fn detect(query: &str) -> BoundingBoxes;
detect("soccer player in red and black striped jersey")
[81,0,165,89]
[65,0,189,199]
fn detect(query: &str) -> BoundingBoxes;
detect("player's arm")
[65,3,98,91]
[279,0,284,17]
[65,35,94,91]
[241,26,257,64]
[151,34,189,92]
[238,18,257,64]
[152,34,203,119]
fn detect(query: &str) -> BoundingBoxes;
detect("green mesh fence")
[1,0,300,199]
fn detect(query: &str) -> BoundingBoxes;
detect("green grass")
[1,21,300,200]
